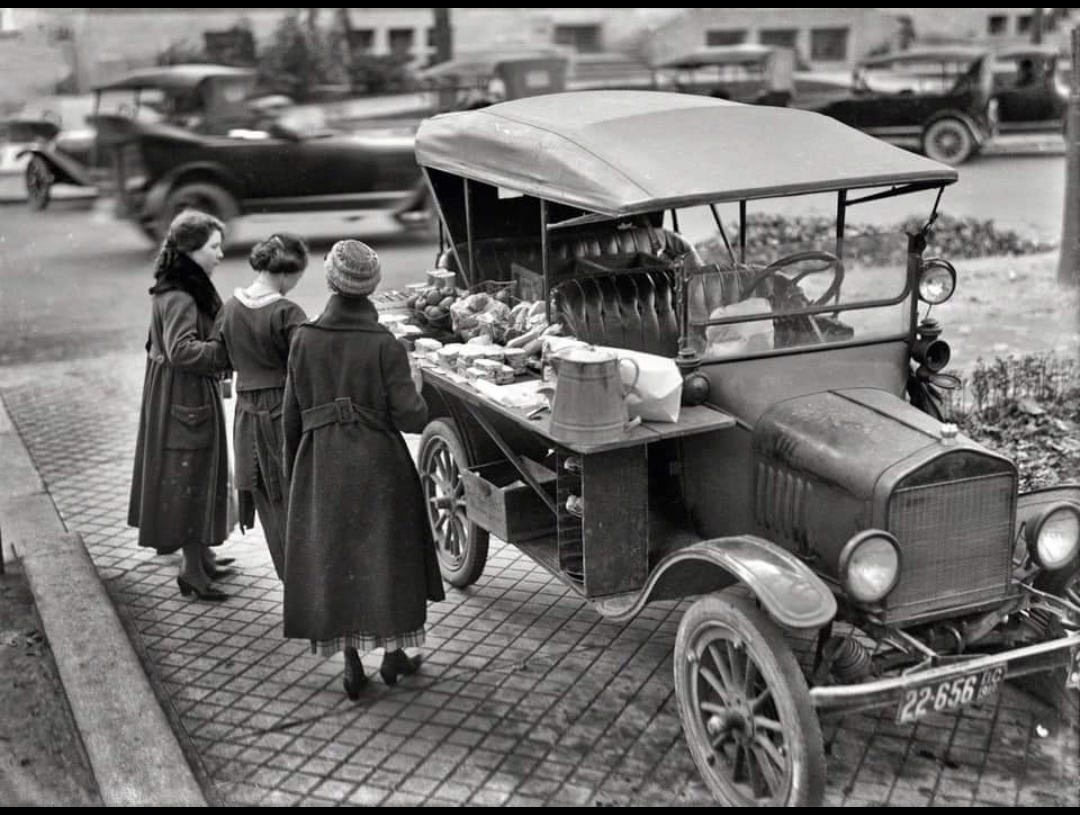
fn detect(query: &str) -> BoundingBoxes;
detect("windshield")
[683,196,914,360]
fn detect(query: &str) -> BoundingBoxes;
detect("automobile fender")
[592,535,837,630]
[922,109,990,145]
[145,162,245,218]
[15,146,93,187]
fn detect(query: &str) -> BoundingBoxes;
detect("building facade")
[2,8,1073,105]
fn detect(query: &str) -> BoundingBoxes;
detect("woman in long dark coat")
[218,233,308,580]
[128,210,232,601]
[282,240,444,699]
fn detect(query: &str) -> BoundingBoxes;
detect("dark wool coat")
[128,287,230,554]
[282,295,444,642]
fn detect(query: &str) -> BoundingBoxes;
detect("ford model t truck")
[411,91,1080,806]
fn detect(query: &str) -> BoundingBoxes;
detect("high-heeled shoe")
[209,555,237,567]
[379,649,422,686]
[343,647,368,700]
[176,576,229,602]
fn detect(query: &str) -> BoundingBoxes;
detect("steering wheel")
[740,250,843,307]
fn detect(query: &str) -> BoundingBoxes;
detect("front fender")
[592,535,837,629]
[15,147,93,187]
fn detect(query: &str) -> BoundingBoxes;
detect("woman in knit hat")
[281,239,444,698]
[217,233,309,581]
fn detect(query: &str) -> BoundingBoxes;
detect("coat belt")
[301,398,393,433]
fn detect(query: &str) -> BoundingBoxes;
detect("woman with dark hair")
[128,209,233,601]
[217,233,309,580]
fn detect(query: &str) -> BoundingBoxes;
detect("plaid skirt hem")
[311,627,426,658]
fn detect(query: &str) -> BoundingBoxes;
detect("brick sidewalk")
[2,352,1077,806]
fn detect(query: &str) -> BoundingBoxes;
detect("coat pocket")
[166,403,214,450]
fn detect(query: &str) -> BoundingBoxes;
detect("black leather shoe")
[379,649,422,686]
[343,648,368,699]
[209,555,237,567]
[206,565,237,580]
[176,576,229,602]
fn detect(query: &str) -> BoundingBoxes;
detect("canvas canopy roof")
[415,91,957,217]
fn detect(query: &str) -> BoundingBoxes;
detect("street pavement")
[0,348,1077,806]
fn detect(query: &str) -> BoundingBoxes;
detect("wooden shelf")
[419,360,735,454]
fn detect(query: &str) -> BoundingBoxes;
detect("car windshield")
[681,195,914,360]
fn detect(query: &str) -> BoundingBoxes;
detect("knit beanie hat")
[325,239,381,297]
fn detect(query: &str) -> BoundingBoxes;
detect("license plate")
[896,665,1006,724]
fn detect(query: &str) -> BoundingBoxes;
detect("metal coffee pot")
[548,346,640,443]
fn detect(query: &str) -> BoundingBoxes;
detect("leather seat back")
[441,224,719,357]
[441,224,699,283]
[554,268,679,356]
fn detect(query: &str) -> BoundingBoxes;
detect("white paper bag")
[598,346,683,423]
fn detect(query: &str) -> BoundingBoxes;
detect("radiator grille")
[885,472,1015,621]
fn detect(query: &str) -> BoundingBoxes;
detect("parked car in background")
[992,44,1069,136]
[800,48,996,165]
[415,51,570,108]
[652,44,796,105]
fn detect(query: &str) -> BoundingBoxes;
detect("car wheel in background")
[25,156,53,211]
[152,181,239,243]
[922,117,975,165]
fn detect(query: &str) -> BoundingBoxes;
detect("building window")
[388,28,415,57]
[810,27,848,62]
[759,28,798,49]
[1017,15,1032,35]
[706,29,747,46]
[554,24,602,54]
[987,15,1008,35]
[348,29,374,54]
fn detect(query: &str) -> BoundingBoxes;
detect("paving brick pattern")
[2,352,1078,806]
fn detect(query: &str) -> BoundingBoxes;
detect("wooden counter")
[418,359,735,454]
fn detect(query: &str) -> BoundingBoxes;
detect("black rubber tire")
[674,593,826,806]
[922,117,976,165]
[25,156,53,211]
[418,418,489,588]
